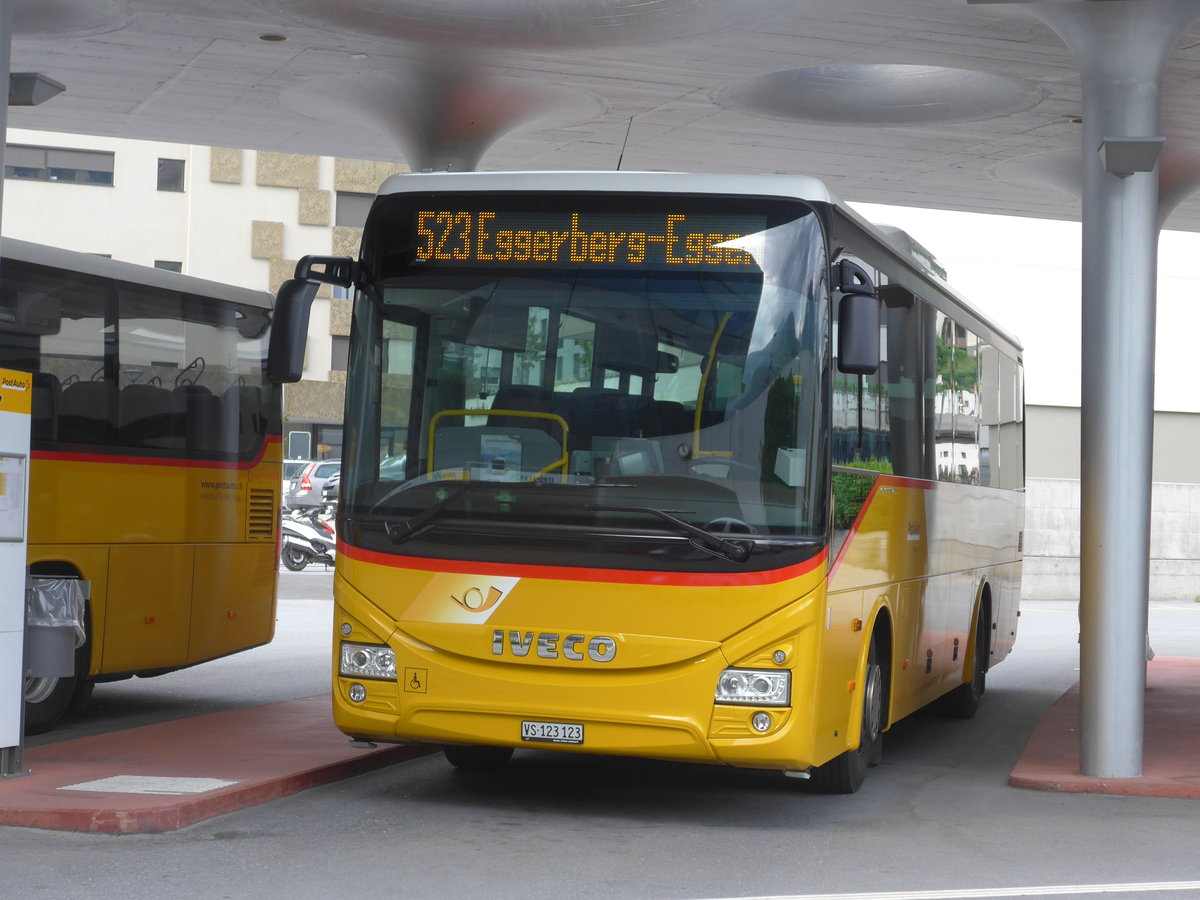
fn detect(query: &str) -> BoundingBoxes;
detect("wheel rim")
[24,674,59,704]
[862,661,883,743]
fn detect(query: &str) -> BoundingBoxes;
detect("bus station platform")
[1009,656,1200,798]
[0,695,434,833]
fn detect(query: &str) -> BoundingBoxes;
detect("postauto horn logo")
[450,585,505,613]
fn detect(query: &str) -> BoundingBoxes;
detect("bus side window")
[118,383,178,448]
[883,299,928,480]
[977,342,1000,487]
[31,372,61,443]
[60,379,113,445]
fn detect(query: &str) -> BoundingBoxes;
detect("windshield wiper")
[584,502,752,563]
[381,482,478,545]
[372,478,629,544]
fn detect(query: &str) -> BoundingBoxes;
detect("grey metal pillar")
[0,0,15,781]
[0,0,10,217]
[1026,0,1200,778]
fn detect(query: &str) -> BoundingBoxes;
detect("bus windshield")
[343,192,831,572]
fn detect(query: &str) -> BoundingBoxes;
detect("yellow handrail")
[693,312,733,459]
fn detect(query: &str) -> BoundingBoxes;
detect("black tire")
[443,744,514,772]
[937,604,989,720]
[24,626,92,736]
[23,673,77,735]
[809,634,884,794]
[281,546,310,571]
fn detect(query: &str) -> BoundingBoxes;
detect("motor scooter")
[280,505,336,571]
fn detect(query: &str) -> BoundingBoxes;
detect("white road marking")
[59,775,239,795]
[712,882,1200,900]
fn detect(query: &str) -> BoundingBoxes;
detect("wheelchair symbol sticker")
[404,668,428,693]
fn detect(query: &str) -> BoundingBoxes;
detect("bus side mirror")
[266,255,356,384]
[835,259,880,375]
[266,278,318,384]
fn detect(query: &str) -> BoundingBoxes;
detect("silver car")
[286,459,340,509]
[282,459,309,507]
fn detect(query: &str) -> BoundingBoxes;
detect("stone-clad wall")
[210,150,408,427]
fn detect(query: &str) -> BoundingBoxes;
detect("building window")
[335,191,373,228]
[4,144,114,185]
[157,158,185,192]
[331,335,349,371]
[154,260,183,273]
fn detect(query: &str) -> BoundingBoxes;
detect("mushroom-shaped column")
[1002,0,1200,779]
[283,57,602,173]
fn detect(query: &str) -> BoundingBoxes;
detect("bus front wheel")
[809,634,884,794]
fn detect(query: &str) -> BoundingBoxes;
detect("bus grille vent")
[247,489,276,541]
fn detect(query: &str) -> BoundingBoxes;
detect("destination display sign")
[414,209,766,269]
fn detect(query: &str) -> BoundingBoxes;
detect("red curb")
[0,695,437,833]
[1009,657,1200,798]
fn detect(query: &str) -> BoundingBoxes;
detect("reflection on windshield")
[344,196,830,566]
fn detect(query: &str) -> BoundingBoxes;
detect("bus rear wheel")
[809,634,883,794]
[443,744,514,771]
[938,604,989,720]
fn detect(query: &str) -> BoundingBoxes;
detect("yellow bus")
[272,173,1024,792]
[4,238,288,734]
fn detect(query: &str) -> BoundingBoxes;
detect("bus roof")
[1,236,275,310]
[377,170,840,203]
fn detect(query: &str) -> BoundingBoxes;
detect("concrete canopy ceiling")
[10,0,1200,228]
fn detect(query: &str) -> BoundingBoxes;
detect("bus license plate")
[521,720,584,744]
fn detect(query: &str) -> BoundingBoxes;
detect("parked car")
[286,459,340,509]
[379,454,406,480]
[321,469,340,504]
[282,459,310,508]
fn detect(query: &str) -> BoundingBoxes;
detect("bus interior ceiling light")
[9,73,66,107]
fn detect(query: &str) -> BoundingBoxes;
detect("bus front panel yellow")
[333,553,837,769]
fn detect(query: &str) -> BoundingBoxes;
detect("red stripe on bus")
[31,434,281,470]
[338,540,827,588]
[828,474,935,580]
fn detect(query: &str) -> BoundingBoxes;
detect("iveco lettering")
[492,630,618,662]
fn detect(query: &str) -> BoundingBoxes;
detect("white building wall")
[4,129,192,266]
[3,129,342,387]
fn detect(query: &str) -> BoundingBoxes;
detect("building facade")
[1,128,410,460]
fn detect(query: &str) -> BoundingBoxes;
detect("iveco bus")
[270,172,1024,792]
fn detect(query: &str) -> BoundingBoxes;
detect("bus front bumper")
[333,611,824,772]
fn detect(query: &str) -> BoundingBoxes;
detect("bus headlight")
[714,668,790,706]
[339,641,397,681]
